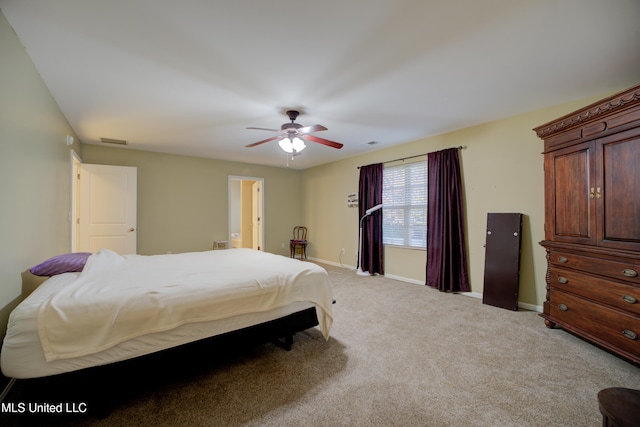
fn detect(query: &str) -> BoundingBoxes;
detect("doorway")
[228,176,264,250]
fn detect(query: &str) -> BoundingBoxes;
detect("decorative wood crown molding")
[534,84,640,139]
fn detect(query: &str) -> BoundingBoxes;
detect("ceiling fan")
[245,110,344,153]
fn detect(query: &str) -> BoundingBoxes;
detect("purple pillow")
[29,252,92,276]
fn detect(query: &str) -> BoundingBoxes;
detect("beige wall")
[0,11,81,334]
[301,96,614,309]
[80,144,303,256]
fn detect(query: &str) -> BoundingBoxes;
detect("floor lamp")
[357,203,383,275]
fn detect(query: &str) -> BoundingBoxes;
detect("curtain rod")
[356,146,465,169]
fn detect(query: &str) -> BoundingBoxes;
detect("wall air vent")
[100,137,128,145]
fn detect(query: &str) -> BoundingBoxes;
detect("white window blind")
[382,161,427,248]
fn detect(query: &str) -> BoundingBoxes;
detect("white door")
[252,180,262,250]
[78,164,137,254]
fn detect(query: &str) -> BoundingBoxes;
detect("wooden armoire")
[534,84,640,364]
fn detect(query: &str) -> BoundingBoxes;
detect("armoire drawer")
[549,290,640,356]
[549,250,640,284]
[549,267,640,316]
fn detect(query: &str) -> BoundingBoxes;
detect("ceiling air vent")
[100,137,128,145]
[361,140,380,147]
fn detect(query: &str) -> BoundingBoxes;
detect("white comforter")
[37,249,333,362]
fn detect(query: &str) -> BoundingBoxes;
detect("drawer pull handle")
[622,269,638,278]
[558,304,568,312]
[622,330,638,340]
[557,257,568,263]
[622,295,638,304]
[557,277,568,284]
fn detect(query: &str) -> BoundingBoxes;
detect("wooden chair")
[290,226,308,259]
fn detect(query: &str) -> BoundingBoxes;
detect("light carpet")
[1,262,639,426]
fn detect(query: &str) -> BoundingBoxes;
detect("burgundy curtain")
[426,148,469,292]
[358,163,384,275]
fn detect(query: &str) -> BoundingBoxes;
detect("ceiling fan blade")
[298,124,327,134]
[303,134,344,149]
[245,136,280,148]
[246,127,280,132]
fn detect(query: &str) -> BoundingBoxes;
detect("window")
[382,161,427,248]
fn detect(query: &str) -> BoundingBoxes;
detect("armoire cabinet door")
[546,141,596,245]
[598,127,640,251]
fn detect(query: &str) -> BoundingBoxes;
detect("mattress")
[1,249,332,379]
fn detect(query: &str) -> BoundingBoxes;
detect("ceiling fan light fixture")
[278,137,293,153]
[291,137,306,152]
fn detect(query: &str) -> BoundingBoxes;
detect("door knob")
[128,227,136,232]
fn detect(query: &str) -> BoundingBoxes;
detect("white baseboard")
[459,291,483,299]
[308,257,355,271]
[309,257,543,313]
[383,273,423,285]
[517,301,542,313]
[459,292,542,312]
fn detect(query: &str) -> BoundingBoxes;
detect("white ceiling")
[2,0,639,169]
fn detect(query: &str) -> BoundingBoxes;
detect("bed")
[1,248,333,380]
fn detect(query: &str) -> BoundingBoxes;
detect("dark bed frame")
[0,307,320,422]
[212,305,320,351]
